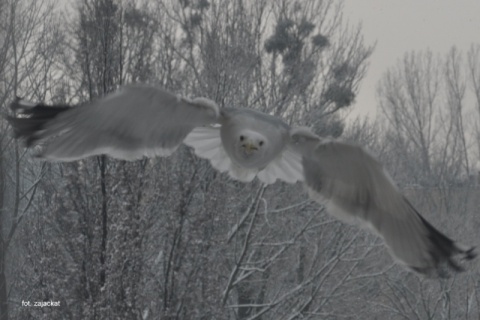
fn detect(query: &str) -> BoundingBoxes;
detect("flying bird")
[6,84,476,277]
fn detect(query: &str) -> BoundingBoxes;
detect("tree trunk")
[99,156,108,288]
[0,153,9,320]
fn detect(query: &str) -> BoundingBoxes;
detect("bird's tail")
[6,98,71,146]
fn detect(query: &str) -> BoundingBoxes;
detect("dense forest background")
[0,0,479,319]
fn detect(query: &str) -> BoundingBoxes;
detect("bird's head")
[236,130,267,158]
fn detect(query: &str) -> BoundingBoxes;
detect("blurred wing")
[257,146,304,184]
[184,126,231,173]
[8,84,220,161]
[302,140,475,276]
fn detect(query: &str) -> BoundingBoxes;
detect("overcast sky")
[342,0,480,120]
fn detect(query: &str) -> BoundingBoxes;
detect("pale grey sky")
[343,0,480,120]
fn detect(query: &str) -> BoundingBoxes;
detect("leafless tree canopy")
[0,0,478,319]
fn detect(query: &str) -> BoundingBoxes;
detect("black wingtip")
[463,247,476,261]
[6,99,72,146]
[403,199,476,277]
[9,97,37,111]
[423,219,476,277]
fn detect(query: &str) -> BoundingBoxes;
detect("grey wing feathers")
[303,140,475,276]
[9,85,220,161]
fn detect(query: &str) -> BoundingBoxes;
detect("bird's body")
[219,108,290,169]
[6,83,476,277]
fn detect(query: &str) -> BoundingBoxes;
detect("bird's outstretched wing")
[7,84,220,161]
[292,129,475,276]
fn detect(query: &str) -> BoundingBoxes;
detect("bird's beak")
[242,142,258,153]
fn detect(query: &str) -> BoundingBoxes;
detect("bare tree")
[376,47,480,319]
[0,1,63,319]
[3,0,382,319]
[467,44,480,180]
[149,0,377,318]
[378,51,442,184]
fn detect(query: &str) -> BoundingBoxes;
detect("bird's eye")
[240,135,245,141]
[259,141,264,146]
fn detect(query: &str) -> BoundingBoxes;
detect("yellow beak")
[243,142,258,153]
